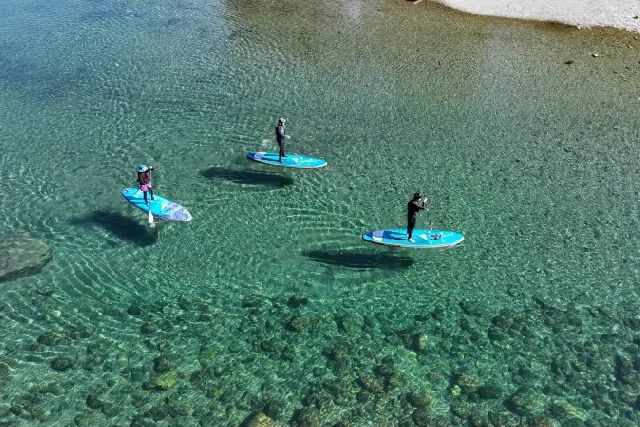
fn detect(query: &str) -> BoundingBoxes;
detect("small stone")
[478,383,503,399]
[412,408,430,426]
[487,326,507,341]
[468,411,490,427]
[127,304,143,316]
[385,372,404,390]
[140,322,158,335]
[488,410,520,426]
[455,372,480,394]
[280,345,297,362]
[564,60,574,65]
[0,361,11,379]
[86,394,103,410]
[287,295,309,308]
[36,286,54,297]
[243,411,277,427]
[241,295,262,308]
[74,413,95,427]
[259,339,279,354]
[357,373,385,394]
[102,402,120,418]
[412,333,428,352]
[450,401,471,418]
[152,370,177,390]
[37,331,64,346]
[592,53,600,58]
[130,415,155,427]
[451,385,461,397]
[198,313,214,322]
[459,300,484,316]
[431,306,445,320]
[335,315,359,333]
[293,407,321,426]
[207,386,224,399]
[286,314,311,332]
[130,369,146,382]
[549,399,587,421]
[374,362,395,378]
[406,391,432,409]
[51,356,73,372]
[508,389,545,417]
[153,356,171,373]
[491,315,509,328]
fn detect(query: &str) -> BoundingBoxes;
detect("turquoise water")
[1,0,640,425]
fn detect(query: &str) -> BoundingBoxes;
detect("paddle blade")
[148,210,155,228]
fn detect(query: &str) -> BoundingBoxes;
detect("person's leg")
[278,140,284,162]
[149,186,154,201]
[407,215,416,240]
[143,190,148,204]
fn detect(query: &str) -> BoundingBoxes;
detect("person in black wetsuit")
[275,117,290,162]
[407,192,427,242]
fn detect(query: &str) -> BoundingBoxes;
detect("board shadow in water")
[303,249,414,270]
[70,210,157,246]
[201,167,293,188]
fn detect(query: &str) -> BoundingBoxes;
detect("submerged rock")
[286,314,311,332]
[454,372,481,394]
[51,356,73,372]
[406,391,433,409]
[508,389,545,417]
[153,355,172,373]
[85,394,103,410]
[549,399,587,421]
[146,370,178,390]
[0,233,52,283]
[243,411,277,427]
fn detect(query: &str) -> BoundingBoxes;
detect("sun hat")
[138,164,149,173]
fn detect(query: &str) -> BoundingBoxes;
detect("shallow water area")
[1,0,640,425]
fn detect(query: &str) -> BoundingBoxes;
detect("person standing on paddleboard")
[137,164,155,205]
[407,192,427,242]
[275,117,290,163]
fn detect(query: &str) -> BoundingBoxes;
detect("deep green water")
[1,0,640,425]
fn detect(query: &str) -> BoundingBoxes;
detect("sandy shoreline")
[427,0,640,34]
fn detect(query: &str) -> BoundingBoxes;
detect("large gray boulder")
[0,233,52,283]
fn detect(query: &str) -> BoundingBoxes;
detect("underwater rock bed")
[1,287,639,426]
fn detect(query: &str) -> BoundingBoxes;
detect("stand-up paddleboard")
[121,188,192,222]
[247,151,327,169]
[362,228,464,249]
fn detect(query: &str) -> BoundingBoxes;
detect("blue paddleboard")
[362,228,464,249]
[121,188,192,222]
[246,151,327,169]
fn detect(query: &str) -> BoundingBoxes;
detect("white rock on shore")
[428,0,640,34]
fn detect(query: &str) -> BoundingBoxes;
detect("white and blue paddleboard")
[121,188,192,222]
[246,151,327,169]
[362,228,464,249]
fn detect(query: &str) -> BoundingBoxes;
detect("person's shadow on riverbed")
[201,166,293,188]
[70,210,157,246]
[303,248,414,270]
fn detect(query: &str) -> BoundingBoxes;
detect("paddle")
[148,208,155,228]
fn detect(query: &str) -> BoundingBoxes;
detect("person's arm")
[418,197,427,211]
